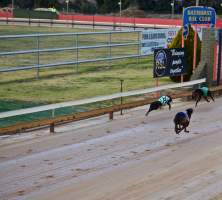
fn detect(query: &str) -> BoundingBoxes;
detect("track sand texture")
[0,98,222,200]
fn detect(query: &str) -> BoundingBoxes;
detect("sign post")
[155,77,159,97]
[193,24,197,72]
[181,8,185,83]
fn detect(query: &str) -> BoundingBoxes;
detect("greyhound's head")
[192,89,201,100]
[186,108,193,118]
[167,95,173,103]
[192,91,197,100]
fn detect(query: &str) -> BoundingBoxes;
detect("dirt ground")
[0,97,222,200]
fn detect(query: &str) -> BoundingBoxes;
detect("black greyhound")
[174,108,193,134]
[192,87,214,107]
[145,95,172,116]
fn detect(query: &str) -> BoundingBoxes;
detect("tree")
[137,0,155,11]
[0,0,10,7]
[33,0,60,8]
[169,25,201,82]
[97,0,118,13]
[81,1,97,14]
[1,0,221,14]
[14,0,33,9]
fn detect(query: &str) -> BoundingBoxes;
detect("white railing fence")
[0,78,206,119]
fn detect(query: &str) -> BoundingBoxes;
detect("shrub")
[169,25,201,82]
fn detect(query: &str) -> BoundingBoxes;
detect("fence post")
[109,32,112,66]
[109,111,113,120]
[93,15,95,30]
[217,29,222,86]
[51,17,53,28]
[6,12,8,24]
[113,16,116,31]
[50,123,55,133]
[120,79,124,115]
[76,34,79,73]
[49,109,55,133]
[36,35,40,79]
[28,10,31,26]
[137,31,141,64]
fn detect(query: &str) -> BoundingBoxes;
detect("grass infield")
[0,25,172,127]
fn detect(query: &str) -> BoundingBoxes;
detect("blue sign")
[183,6,216,39]
[153,48,187,78]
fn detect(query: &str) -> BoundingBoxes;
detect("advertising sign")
[141,28,179,55]
[183,6,216,39]
[153,48,187,78]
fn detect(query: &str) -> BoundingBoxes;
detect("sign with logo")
[153,48,187,78]
[183,6,216,39]
[141,28,179,55]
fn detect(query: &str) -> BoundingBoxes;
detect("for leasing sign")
[141,28,179,55]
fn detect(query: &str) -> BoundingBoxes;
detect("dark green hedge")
[14,9,58,19]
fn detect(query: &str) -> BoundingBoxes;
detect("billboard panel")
[153,48,187,78]
[141,28,179,55]
[183,6,216,39]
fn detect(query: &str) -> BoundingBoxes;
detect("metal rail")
[0,30,141,39]
[0,54,142,72]
[0,17,171,29]
[0,42,139,56]
[0,30,141,74]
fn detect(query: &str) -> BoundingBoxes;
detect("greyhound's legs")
[195,95,201,107]
[145,106,152,116]
[208,91,215,102]
[184,126,189,133]
[145,110,150,116]
[167,102,171,110]
[204,96,210,102]
[175,124,179,134]
[175,124,182,134]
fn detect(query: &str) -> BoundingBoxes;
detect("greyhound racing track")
[1,97,222,200]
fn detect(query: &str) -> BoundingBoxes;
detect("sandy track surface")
[0,97,222,200]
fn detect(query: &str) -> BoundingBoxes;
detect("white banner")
[141,28,179,55]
